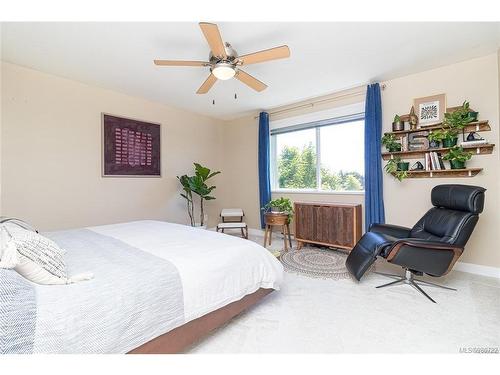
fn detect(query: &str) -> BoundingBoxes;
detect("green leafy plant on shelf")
[442,146,472,169]
[444,101,475,130]
[381,133,402,152]
[441,101,474,143]
[384,156,409,182]
[177,163,221,227]
[261,197,294,222]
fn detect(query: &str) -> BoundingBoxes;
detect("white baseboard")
[214,227,500,279]
[454,262,500,279]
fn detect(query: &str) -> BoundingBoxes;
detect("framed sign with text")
[102,113,161,177]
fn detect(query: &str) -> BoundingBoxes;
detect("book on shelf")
[424,152,446,171]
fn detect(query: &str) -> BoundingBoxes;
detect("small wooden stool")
[263,212,293,251]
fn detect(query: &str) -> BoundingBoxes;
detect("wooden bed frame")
[128,288,273,354]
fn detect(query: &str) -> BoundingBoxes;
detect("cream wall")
[220,53,500,269]
[0,62,224,231]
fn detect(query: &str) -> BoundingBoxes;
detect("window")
[271,113,364,192]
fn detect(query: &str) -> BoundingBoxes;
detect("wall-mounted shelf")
[388,120,491,137]
[382,143,495,160]
[393,168,483,179]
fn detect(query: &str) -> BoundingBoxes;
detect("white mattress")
[89,220,283,323]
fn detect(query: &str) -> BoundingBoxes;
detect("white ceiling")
[2,22,500,120]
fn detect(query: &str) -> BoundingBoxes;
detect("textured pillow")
[4,224,67,278]
[1,224,93,285]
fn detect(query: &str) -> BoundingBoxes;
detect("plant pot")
[442,137,458,148]
[429,140,441,148]
[392,121,405,132]
[397,162,410,171]
[469,112,479,122]
[449,160,466,169]
[387,144,402,153]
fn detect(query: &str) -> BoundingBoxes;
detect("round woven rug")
[280,247,352,280]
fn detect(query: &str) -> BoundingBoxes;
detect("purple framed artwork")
[102,113,161,177]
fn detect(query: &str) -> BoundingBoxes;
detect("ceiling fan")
[154,22,290,94]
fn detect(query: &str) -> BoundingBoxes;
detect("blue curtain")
[364,83,385,231]
[258,112,271,229]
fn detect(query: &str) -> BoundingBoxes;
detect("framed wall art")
[102,113,161,177]
[413,93,446,127]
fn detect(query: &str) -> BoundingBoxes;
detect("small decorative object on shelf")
[408,131,430,151]
[463,132,488,146]
[381,133,402,152]
[442,146,472,170]
[384,156,409,182]
[410,161,424,171]
[414,93,447,127]
[392,114,405,131]
[409,105,418,130]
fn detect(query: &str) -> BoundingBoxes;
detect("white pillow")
[0,224,93,285]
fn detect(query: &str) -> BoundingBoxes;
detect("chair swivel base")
[374,270,456,303]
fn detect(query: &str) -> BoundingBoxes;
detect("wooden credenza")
[294,202,362,251]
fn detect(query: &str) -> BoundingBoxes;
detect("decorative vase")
[429,140,441,149]
[449,160,466,169]
[397,162,410,171]
[442,137,458,148]
[469,112,479,122]
[392,121,405,132]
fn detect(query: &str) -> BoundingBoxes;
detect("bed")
[0,220,283,354]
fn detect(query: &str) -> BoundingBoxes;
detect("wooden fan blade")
[199,22,227,59]
[154,60,208,67]
[235,70,267,92]
[196,74,217,94]
[239,45,290,65]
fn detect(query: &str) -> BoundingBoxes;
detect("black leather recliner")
[345,184,486,303]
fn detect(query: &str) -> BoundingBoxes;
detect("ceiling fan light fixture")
[212,63,236,80]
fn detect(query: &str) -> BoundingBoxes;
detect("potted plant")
[442,146,472,169]
[262,197,294,223]
[442,128,459,148]
[392,114,405,131]
[177,163,221,228]
[381,133,402,152]
[384,156,409,181]
[443,100,475,144]
[428,129,445,148]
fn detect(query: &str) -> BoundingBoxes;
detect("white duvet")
[89,220,284,323]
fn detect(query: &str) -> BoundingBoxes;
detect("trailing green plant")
[261,197,294,221]
[381,133,402,152]
[442,146,472,163]
[177,163,221,227]
[443,100,475,131]
[384,157,409,182]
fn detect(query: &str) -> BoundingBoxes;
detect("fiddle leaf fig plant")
[177,163,221,227]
